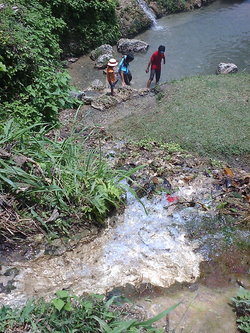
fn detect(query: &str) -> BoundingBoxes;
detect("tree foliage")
[0,0,119,125]
[44,0,120,56]
[155,0,189,12]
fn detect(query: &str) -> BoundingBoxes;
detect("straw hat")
[107,58,118,67]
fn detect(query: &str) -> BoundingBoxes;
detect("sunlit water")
[1,1,250,312]
[1,173,248,307]
[69,0,250,89]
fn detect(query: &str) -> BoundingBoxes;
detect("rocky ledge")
[116,0,216,38]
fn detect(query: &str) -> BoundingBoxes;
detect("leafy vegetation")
[0,0,79,125]
[153,0,206,12]
[0,0,119,126]
[0,119,140,240]
[45,0,120,56]
[231,287,250,333]
[156,0,188,13]
[0,290,178,332]
[130,138,184,153]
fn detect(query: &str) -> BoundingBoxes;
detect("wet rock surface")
[1,105,249,332]
[1,131,249,314]
[117,38,149,53]
[90,44,114,61]
[78,85,151,111]
[116,0,151,37]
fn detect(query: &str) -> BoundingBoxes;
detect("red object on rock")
[166,194,178,203]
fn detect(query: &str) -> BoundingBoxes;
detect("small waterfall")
[137,0,162,30]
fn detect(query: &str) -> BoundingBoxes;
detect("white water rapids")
[0,175,218,307]
[137,0,163,30]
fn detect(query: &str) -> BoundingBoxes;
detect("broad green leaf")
[64,302,73,312]
[105,296,120,309]
[52,298,65,312]
[56,290,69,299]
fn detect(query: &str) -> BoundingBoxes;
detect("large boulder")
[82,90,103,105]
[94,54,114,69]
[117,38,149,54]
[69,90,85,100]
[90,79,105,90]
[115,0,151,37]
[89,44,114,69]
[90,44,113,61]
[216,62,238,74]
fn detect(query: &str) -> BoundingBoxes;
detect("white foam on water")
[137,0,163,30]
[0,176,224,307]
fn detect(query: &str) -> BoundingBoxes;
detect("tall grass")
[0,120,139,238]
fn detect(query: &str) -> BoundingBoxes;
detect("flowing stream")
[0,176,209,306]
[1,168,249,331]
[69,0,250,90]
[1,2,250,330]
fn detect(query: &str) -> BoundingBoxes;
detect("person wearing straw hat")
[106,58,118,96]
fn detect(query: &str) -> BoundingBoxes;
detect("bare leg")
[155,70,161,85]
[146,79,152,89]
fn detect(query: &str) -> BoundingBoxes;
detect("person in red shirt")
[145,45,166,88]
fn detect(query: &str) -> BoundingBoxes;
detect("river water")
[1,169,249,331]
[69,0,250,90]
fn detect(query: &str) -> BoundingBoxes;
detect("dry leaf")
[224,167,234,177]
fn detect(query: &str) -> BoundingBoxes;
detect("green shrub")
[44,0,121,56]
[231,287,250,333]
[0,120,141,236]
[0,0,79,125]
[0,0,64,102]
[1,102,42,127]
[156,0,188,12]
[0,290,178,332]
[0,0,120,126]
[1,67,77,126]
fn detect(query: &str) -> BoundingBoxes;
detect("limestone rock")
[82,90,102,105]
[95,53,114,69]
[149,1,163,17]
[90,86,149,111]
[91,95,118,111]
[117,38,149,54]
[90,79,105,90]
[116,0,151,37]
[69,90,85,100]
[216,62,238,74]
[90,44,113,61]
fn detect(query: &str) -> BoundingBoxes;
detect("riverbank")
[116,0,216,38]
[1,123,249,331]
[1,75,249,332]
[73,73,250,170]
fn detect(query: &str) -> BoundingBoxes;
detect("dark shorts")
[119,70,132,85]
[109,79,118,88]
[124,71,132,85]
[149,69,161,82]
